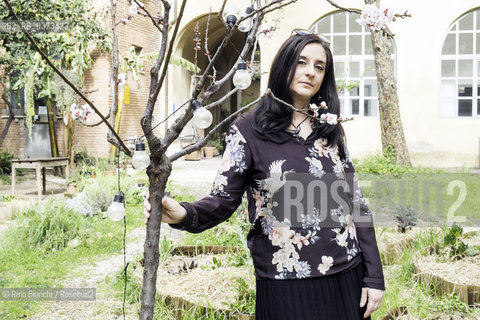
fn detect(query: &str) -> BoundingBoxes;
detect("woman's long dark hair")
[251,33,346,160]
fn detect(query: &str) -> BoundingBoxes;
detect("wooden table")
[11,158,70,199]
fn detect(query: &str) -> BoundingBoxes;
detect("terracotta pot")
[67,183,77,194]
[203,146,216,158]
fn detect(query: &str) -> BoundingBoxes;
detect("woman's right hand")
[143,194,187,224]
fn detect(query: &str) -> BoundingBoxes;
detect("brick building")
[2,0,480,167]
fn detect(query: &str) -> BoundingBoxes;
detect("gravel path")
[28,224,184,320]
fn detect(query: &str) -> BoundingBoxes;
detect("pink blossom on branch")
[356,4,394,32]
[70,103,94,123]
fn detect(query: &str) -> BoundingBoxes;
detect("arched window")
[440,8,480,118]
[311,11,396,117]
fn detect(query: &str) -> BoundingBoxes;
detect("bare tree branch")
[1,0,131,155]
[84,112,111,127]
[161,0,264,149]
[133,0,163,32]
[266,89,353,123]
[325,0,361,13]
[140,0,172,152]
[168,95,262,162]
[246,0,298,19]
[325,0,411,38]
[205,87,238,111]
[217,0,228,24]
[108,0,121,148]
[204,9,217,81]
[81,88,99,94]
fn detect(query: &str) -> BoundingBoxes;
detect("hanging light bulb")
[132,140,150,170]
[238,6,254,33]
[107,192,126,221]
[222,4,240,28]
[233,61,251,90]
[192,100,213,128]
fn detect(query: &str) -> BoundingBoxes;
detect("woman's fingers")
[361,288,384,318]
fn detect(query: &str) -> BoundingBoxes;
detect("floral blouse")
[172,114,385,290]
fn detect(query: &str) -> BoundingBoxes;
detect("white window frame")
[439,8,480,118]
[310,11,396,117]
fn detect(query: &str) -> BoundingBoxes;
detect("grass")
[357,172,480,226]
[373,228,480,319]
[2,151,479,319]
[0,197,145,319]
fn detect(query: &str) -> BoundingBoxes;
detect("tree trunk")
[139,154,171,320]
[46,97,59,157]
[63,110,74,161]
[366,0,411,166]
[0,82,14,147]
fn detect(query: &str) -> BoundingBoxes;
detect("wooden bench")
[11,158,70,200]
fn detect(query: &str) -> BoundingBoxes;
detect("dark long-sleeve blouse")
[171,114,385,290]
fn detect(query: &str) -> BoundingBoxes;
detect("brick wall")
[74,0,162,158]
[0,0,163,160]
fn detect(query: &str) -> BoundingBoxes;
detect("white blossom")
[319,112,338,125]
[129,3,139,15]
[356,4,395,31]
[118,73,127,86]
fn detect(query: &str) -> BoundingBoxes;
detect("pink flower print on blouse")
[268,220,295,247]
[317,256,334,275]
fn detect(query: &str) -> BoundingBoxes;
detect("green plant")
[74,149,96,166]
[443,224,469,258]
[224,277,256,315]
[353,144,441,176]
[2,199,87,252]
[0,149,13,175]
[394,206,418,233]
[109,265,142,304]
[206,133,225,154]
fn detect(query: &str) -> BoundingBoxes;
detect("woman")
[145,31,384,319]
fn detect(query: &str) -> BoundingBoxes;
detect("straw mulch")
[153,253,253,311]
[414,255,480,287]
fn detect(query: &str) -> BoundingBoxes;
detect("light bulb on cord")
[238,6,254,33]
[132,140,150,170]
[222,4,240,28]
[192,100,213,128]
[233,61,251,90]
[107,192,126,221]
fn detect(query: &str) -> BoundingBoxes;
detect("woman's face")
[288,42,327,107]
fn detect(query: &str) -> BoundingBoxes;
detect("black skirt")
[255,263,370,320]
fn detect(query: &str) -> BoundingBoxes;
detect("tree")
[0,0,110,153]
[326,0,411,166]
[2,0,299,318]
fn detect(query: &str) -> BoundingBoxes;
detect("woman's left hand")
[360,287,384,318]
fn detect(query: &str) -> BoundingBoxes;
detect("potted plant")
[67,178,78,194]
[204,134,225,158]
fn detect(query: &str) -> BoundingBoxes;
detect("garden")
[0,148,479,319]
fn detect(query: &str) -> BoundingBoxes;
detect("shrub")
[73,149,96,166]
[0,149,14,175]
[3,200,86,252]
[353,144,441,176]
